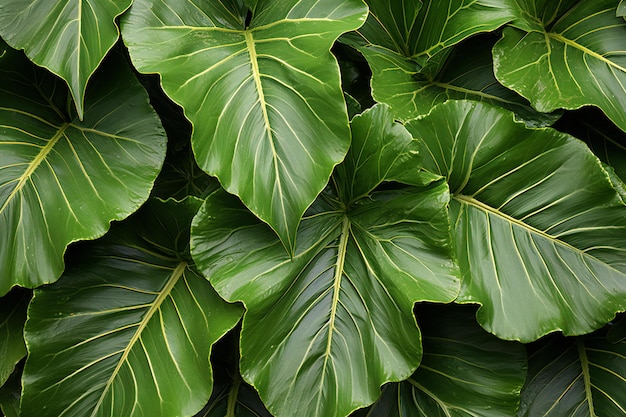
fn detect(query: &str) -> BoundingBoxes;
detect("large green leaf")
[20,198,243,417]
[407,100,626,342]
[0,289,29,386]
[361,304,527,417]
[494,0,626,133]
[122,0,367,252]
[0,45,166,295]
[0,0,132,118]
[518,331,626,416]
[191,104,460,417]
[0,366,21,417]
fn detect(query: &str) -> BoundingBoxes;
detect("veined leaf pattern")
[0,0,132,118]
[0,289,29,386]
[21,198,243,417]
[519,332,626,416]
[494,0,626,132]
[0,45,166,295]
[407,100,626,342]
[121,0,368,252]
[191,104,460,417]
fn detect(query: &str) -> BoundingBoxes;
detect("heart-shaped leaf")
[0,45,166,295]
[20,198,243,417]
[191,104,460,417]
[122,0,368,252]
[0,0,132,118]
[407,100,626,342]
[519,331,626,416]
[494,0,626,133]
[363,304,527,417]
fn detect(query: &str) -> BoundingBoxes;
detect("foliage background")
[1,0,626,416]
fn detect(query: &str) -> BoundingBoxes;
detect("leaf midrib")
[89,261,187,417]
[0,122,69,215]
[548,32,626,74]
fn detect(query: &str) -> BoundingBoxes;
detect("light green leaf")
[0,45,166,295]
[0,289,28,386]
[363,304,527,417]
[407,100,626,342]
[191,104,460,417]
[122,0,368,253]
[0,0,132,118]
[619,0,626,18]
[494,0,626,132]
[20,198,243,417]
[518,331,626,416]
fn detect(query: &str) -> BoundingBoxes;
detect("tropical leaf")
[518,331,626,416]
[0,366,21,417]
[20,198,243,417]
[121,0,368,252]
[406,100,626,342]
[362,304,527,417]
[195,377,272,417]
[494,0,626,133]
[0,0,132,118]
[0,45,166,295]
[191,104,460,417]
[619,0,626,18]
[0,289,29,386]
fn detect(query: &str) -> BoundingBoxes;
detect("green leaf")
[0,0,132,118]
[0,45,167,295]
[364,304,527,417]
[0,289,29,386]
[518,331,626,416]
[195,377,272,417]
[619,0,626,18]
[0,365,22,417]
[608,314,626,344]
[407,100,626,342]
[494,0,626,133]
[20,198,243,417]
[122,0,368,252]
[191,104,460,417]
[346,32,560,123]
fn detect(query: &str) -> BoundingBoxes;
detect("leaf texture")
[407,100,626,342]
[0,45,166,295]
[20,198,243,417]
[0,0,132,118]
[518,332,626,416]
[0,289,28,386]
[191,105,459,417]
[122,0,368,252]
[494,0,626,132]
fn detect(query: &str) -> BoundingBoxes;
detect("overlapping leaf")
[122,0,367,252]
[362,305,527,417]
[0,45,166,295]
[21,198,243,417]
[0,366,21,417]
[195,378,271,417]
[407,100,626,342]
[494,0,626,133]
[0,289,28,386]
[518,332,626,416]
[341,0,519,120]
[0,0,132,118]
[191,104,460,417]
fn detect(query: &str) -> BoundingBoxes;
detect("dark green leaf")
[364,304,527,417]
[195,378,271,417]
[0,0,132,118]
[518,332,626,416]
[122,0,368,252]
[608,314,626,343]
[0,45,167,295]
[0,365,22,417]
[494,0,626,132]
[0,288,28,386]
[20,198,243,417]
[191,104,459,417]
[407,100,626,342]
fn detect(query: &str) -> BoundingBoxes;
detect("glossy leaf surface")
[0,289,28,386]
[192,104,460,417]
[408,100,626,342]
[21,198,243,417]
[122,0,367,252]
[0,46,166,295]
[0,0,132,118]
[364,304,526,417]
[494,0,626,132]
[519,332,626,416]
